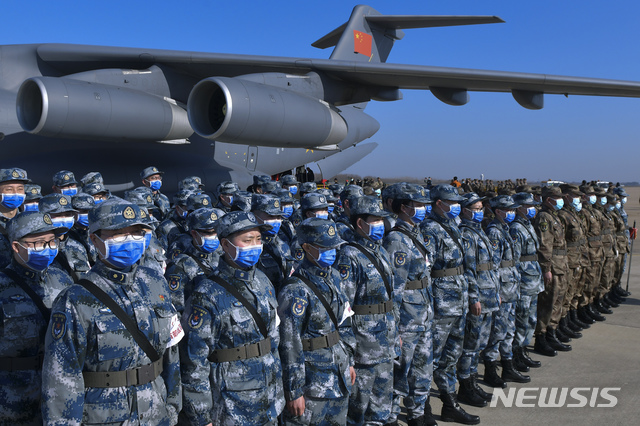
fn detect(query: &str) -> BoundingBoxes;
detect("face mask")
[328,205,334,213]
[281,205,293,218]
[526,207,537,219]
[22,202,39,212]
[622,197,627,205]
[228,241,262,268]
[589,195,597,205]
[94,198,105,205]
[225,196,234,206]
[197,233,219,253]
[77,213,89,227]
[61,187,77,197]
[442,202,461,219]
[553,198,564,211]
[52,217,74,234]
[1,193,26,209]
[600,197,607,206]
[263,219,282,236]
[571,197,581,209]
[288,186,298,196]
[149,180,162,191]
[366,221,385,241]
[98,234,145,269]
[608,205,615,211]
[143,232,152,250]
[177,207,188,219]
[615,202,621,210]
[425,205,432,216]
[504,211,516,223]
[409,205,427,223]
[18,245,58,271]
[575,202,583,212]
[471,210,483,223]
[315,247,336,268]
[315,211,329,220]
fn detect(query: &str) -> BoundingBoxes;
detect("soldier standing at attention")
[0,168,30,269]
[278,218,356,425]
[140,166,171,221]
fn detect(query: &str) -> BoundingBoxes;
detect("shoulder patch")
[167,274,181,291]
[540,221,549,232]
[188,305,207,329]
[464,239,471,251]
[394,252,407,267]
[51,312,67,340]
[291,297,308,317]
[424,235,434,248]
[338,263,351,280]
[491,239,499,250]
[294,247,304,261]
[293,217,301,227]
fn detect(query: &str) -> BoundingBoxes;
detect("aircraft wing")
[36,44,640,100]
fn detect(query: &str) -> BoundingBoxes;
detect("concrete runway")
[399,186,640,425]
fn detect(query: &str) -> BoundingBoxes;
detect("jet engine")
[187,76,348,148]
[16,77,193,141]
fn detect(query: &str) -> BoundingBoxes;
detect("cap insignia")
[123,206,136,219]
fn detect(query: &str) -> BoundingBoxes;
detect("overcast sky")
[3,0,639,183]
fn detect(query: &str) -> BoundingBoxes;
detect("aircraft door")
[246,145,258,171]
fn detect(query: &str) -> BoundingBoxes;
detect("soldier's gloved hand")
[630,228,637,240]
[287,396,306,417]
[543,271,553,287]
[350,366,356,385]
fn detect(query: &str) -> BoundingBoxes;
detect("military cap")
[81,172,104,188]
[430,184,465,202]
[261,181,279,194]
[541,186,563,198]
[140,166,164,180]
[489,195,520,210]
[130,185,155,199]
[251,194,284,216]
[300,182,318,194]
[316,188,337,203]
[350,195,390,217]
[0,167,30,184]
[614,187,629,197]
[461,192,486,208]
[124,190,155,209]
[297,218,345,248]
[185,175,203,187]
[232,191,253,212]
[381,183,400,201]
[187,207,223,231]
[328,183,344,196]
[605,192,617,203]
[271,188,294,204]
[516,185,534,194]
[186,193,212,211]
[530,186,543,196]
[497,187,516,196]
[84,182,109,196]
[24,184,43,202]
[253,174,272,187]
[216,211,271,238]
[173,189,194,206]
[39,194,77,214]
[394,182,431,203]
[52,170,77,187]
[300,193,330,212]
[513,192,541,206]
[580,185,596,194]
[72,193,96,211]
[280,175,298,186]
[592,186,607,196]
[340,185,364,201]
[88,197,150,233]
[216,181,239,196]
[560,184,584,197]
[179,178,202,192]
[8,211,68,242]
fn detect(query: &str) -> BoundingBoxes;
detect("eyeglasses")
[104,231,146,243]
[19,238,59,251]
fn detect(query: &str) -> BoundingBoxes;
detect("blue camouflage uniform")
[70,192,99,266]
[180,212,284,425]
[156,189,193,250]
[0,211,73,425]
[0,168,30,269]
[335,186,364,243]
[140,166,171,221]
[278,218,356,425]
[41,199,183,425]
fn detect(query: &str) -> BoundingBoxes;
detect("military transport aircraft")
[2,4,640,192]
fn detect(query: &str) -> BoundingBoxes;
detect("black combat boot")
[603,293,620,308]
[547,328,572,352]
[424,396,438,426]
[609,290,625,304]
[534,333,557,357]
[614,283,631,297]
[512,346,530,372]
[567,309,586,331]
[471,373,493,402]
[440,392,480,425]
[458,377,488,407]
[555,320,572,342]
[501,358,531,383]
[483,360,507,388]
[596,298,613,314]
[575,307,594,327]
[405,417,421,426]
[588,303,606,321]
[560,316,582,339]
[521,346,542,368]
[385,420,399,426]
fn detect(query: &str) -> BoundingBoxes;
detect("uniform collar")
[218,257,255,282]
[354,233,378,251]
[9,258,42,281]
[187,242,211,259]
[396,218,418,233]
[94,260,135,285]
[300,258,330,278]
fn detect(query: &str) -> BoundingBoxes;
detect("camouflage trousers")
[389,327,433,422]
[483,301,516,361]
[514,294,538,348]
[596,255,617,297]
[614,252,627,284]
[457,311,493,379]
[564,266,585,312]
[433,315,466,394]
[578,259,603,307]
[348,361,393,425]
[282,395,348,426]
[535,273,568,333]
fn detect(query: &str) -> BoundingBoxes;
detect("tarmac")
[398,186,640,425]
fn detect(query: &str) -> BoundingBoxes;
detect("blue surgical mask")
[198,233,219,253]
[98,234,145,269]
[143,232,152,250]
[425,205,432,216]
[18,245,58,271]
[367,221,385,241]
[263,219,282,236]
[51,217,74,234]
[177,207,188,219]
[444,202,461,219]
[281,205,293,218]
[589,195,597,205]
[288,186,298,196]
[328,205,334,213]
[553,199,564,211]
[149,180,162,191]
[228,241,262,268]
[315,247,336,268]
[608,205,615,211]
[410,206,427,223]
[61,187,77,197]
[471,211,484,223]
[600,197,607,205]
[504,211,516,223]
[526,207,537,219]
[615,202,621,210]
[22,202,39,212]
[575,202,583,212]
[315,211,329,220]
[1,193,26,209]
[77,213,89,227]
[94,198,105,205]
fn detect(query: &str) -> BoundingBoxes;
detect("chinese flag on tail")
[353,30,372,57]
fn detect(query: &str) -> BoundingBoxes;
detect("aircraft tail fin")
[312,5,503,63]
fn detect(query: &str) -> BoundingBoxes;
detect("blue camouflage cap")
[173,189,194,206]
[614,187,629,197]
[88,197,150,233]
[84,182,109,196]
[261,181,279,194]
[461,192,487,208]
[328,183,344,196]
[381,183,400,201]
[187,193,212,211]
[340,185,364,201]
[430,184,465,202]
[187,207,223,231]
[489,195,520,210]
[216,211,271,238]
[351,195,390,217]
[316,188,337,203]
[216,181,239,196]
[513,192,541,206]
[24,184,43,202]
[271,188,294,204]
[251,194,284,216]
[81,172,104,188]
[232,191,253,212]
[280,175,298,186]
[8,211,67,242]
[140,166,164,180]
[394,182,431,203]
[72,193,97,211]
[297,218,345,248]
[124,190,155,209]
[301,193,330,211]
[179,179,202,192]
[39,194,77,214]
[0,167,30,184]
[52,170,77,187]
[253,174,272,187]
[300,182,317,194]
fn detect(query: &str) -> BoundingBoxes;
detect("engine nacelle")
[16,77,193,141]
[187,76,348,148]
